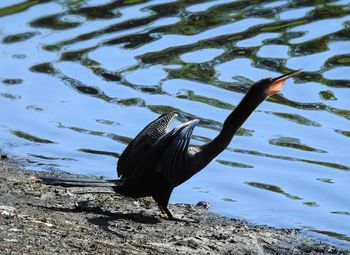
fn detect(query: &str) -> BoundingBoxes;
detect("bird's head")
[252,69,302,97]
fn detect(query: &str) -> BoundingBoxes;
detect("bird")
[36,70,301,220]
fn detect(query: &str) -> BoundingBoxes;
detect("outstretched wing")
[151,119,199,186]
[117,112,178,179]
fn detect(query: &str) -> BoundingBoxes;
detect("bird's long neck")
[194,89,267,170]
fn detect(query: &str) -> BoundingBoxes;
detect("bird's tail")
[32,176,118,188]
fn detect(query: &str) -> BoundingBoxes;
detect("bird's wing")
[117,112,178,179]
[151,119,199,186]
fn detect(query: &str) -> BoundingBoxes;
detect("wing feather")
[152,119,199,186]
[117,112,178,179]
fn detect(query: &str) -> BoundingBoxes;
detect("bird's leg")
[157,203,186,221]
[154,190,195,222]
[157,203,198,223]
[157,203,174,220]
[162,206,175,220]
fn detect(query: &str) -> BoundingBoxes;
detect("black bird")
[37,70,301,220]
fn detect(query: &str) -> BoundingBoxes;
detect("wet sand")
[0,156,349,254]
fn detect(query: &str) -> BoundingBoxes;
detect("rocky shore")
[0,156,349,254]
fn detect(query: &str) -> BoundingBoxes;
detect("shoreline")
[0,156,349,254]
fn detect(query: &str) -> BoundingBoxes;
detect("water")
[1,0,350,248]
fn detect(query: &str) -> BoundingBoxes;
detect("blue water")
[1,0,350,248]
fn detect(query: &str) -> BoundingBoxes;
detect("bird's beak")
[266,69,302,95]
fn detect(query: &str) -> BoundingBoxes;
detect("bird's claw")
[160,213,198,223]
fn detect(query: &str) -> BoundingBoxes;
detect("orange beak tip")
[265,69,302,96]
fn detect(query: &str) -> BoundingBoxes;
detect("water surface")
[1,0,350,248]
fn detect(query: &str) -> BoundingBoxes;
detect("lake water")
[1,0,350,248]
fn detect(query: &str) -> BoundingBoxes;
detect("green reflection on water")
[311,229,350,243]
[303,201,319,207]
[245,181,302,200]
[331,211,350,216]
[316,178,334,184]
[78,148,119,158]
[269,136,327,153]
[270,112,321,127]
[0,0,42,17]
[216,159,253,169]
[11,130,55,144]
[231,148,350,171]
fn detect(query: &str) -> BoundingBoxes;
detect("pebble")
[1,211,13,217]
[196,201,211,209]
[3,239,18,242]
[9,228,21,232]
[40,192,56,200]
[0,205,16,213]
[0,205,16,217]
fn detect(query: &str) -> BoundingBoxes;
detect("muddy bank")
[0,157,349,254]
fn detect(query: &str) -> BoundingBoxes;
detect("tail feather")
[33,176,117,188]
